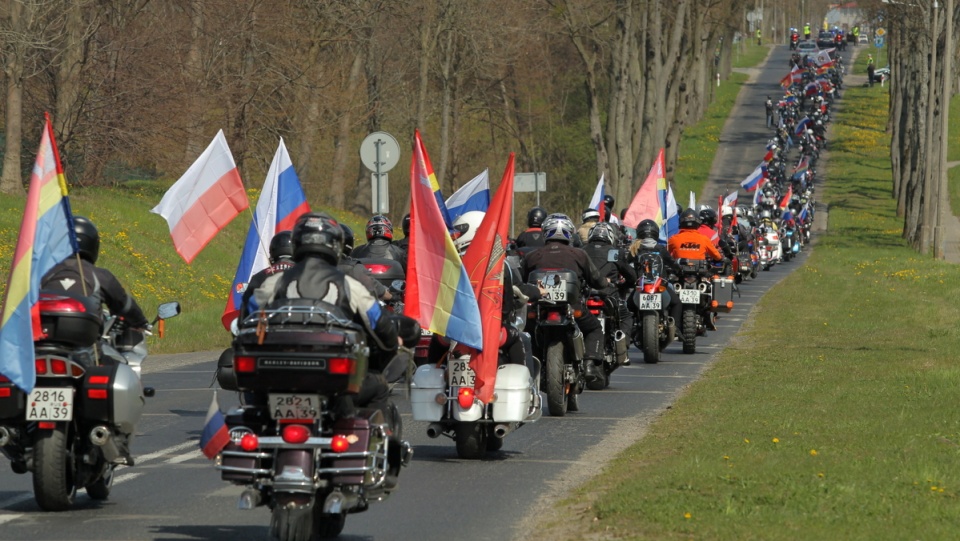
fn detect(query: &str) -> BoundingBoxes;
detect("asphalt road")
[0,44,825,541]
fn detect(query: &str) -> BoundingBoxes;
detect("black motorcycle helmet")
[73,215,100,264]
[602,194,615,220]
[292,212,343,264]
[339,223,355,257]
[679,208,701,229]
[699,208,718,228]
[268,230,294,264]
[636,219,660,240]
[527,207,547,228]
[401,213,411,238]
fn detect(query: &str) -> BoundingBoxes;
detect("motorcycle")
[0,291,180,511]
[790,33,799,50]
[409,329,541,459]
[757,224,782,270]
[631,252,674,365]
[524,270,585,417]
[674,259,715,354]
[584,290,628,388]
[216,300,412,540]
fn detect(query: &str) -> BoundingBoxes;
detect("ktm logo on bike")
[680,242,701,250]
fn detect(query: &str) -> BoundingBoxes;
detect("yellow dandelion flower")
[723,455,730,460]
[817,472,824,478]
[744,438,750,443]
[772,438,779,443]
[810,449,818,456]
[684,512,692,519]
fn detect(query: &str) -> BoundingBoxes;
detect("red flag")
[779,185,793,210]
[780,73,792,89]
[462,154,515,404]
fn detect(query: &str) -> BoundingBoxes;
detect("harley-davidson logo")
[259,358,327,369]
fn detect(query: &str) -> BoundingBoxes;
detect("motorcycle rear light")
[240,433,259,451]
[589,309,600,315]
[434,392,447,405]
[364,264,391,275]
[328,358,354,375]
[235,356,255,373]
[37,295,86,313]
[573,309,583,318]
[457,387,475,409]
[726,301,734,309]
[586,299,604,307]
[0,374,9,383]
[281,424,311,444]
[88,389,108,400]
[38,422,56,430]
[71,364,84,377]
[35,359,48,375]
[89,375,110,385]
[545,311,561,323]
[51,359,67,375]
[330,434,350,453]
[0,388,9,397]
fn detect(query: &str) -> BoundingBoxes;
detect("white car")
[796,40,819,54]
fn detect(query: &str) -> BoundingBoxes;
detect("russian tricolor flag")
[445,169,490,223]
[200,391,230,459]
[221,139,309,330]
[795,117,811,135]
[740,164,766,192]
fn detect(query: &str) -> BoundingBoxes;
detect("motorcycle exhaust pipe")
[493,423,516,439]
[90,425,120,464]
[426,423,444,439]
[0,426,11,447]
[613,330,628,359]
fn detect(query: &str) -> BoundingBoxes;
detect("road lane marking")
[165,450,202,464]
[0,513,23,525]
[134,440,198,464]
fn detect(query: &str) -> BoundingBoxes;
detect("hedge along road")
[0,48,821,541]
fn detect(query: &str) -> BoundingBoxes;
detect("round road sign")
[359,131,400,173]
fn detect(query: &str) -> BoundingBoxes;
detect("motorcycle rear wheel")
[314,509,346,539]
[455,422,487,459]
[270,504,313,541]
[33,424,76,511]
[544,341,568,417]
[641,313,660,364]
[682,309,697,354]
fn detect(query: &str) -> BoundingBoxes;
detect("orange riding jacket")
[667,229,724,261]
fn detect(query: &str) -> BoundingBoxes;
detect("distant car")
[817,31,835,49]
[796,40,819,54]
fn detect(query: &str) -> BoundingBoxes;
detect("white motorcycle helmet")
[721,205,734,218]
[452,211,485,254]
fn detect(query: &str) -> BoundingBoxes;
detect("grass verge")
[530,70,960,540]
[733,41,773,69]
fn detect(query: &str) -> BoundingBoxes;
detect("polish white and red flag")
[152,130,249,264]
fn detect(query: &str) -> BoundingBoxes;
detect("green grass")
[733,41,772,69]
[673,72,749,200]
[0,183,368,354]
[532,74,960,540]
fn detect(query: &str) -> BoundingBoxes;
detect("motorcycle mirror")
[157,302,181,320]
[390,280,406,293]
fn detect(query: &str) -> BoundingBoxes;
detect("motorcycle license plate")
[541,280,568,302]
[638,294,662,310]
[447,358,476,388]
[26,387,73,421]
[679,289,700,304]
[269,393,322,420]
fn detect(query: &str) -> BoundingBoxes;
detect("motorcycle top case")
[36,290,103,348]
[233,299,368,395]
[359,257,405,287]
[527,269,580,304]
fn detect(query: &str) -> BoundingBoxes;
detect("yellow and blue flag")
[0,115,77,392]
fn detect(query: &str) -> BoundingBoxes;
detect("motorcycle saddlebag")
[0,377,25,420]
[219,408,272,483]
[327,414,379,486]
[710,277,735,313]
[78,363,145,435]
[36,291,103,348]
[359,258,405,288]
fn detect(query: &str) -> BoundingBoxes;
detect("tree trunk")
[330,46,365,210]
[0,1,25,195]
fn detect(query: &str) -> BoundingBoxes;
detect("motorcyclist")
[628,219,683,341]
[583,222,636,361]
[515,206,547,249]
[41,216,149,358]
[352,214,407,269]
[337,223,392,302]
[394,214,411,260]
[668,208,725,264]
[602,194,620,225]
[238,230,296,319]
[697,206,721,247]
[266,212,417,434]
[578,208,600,243]
[520,214,612,383]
